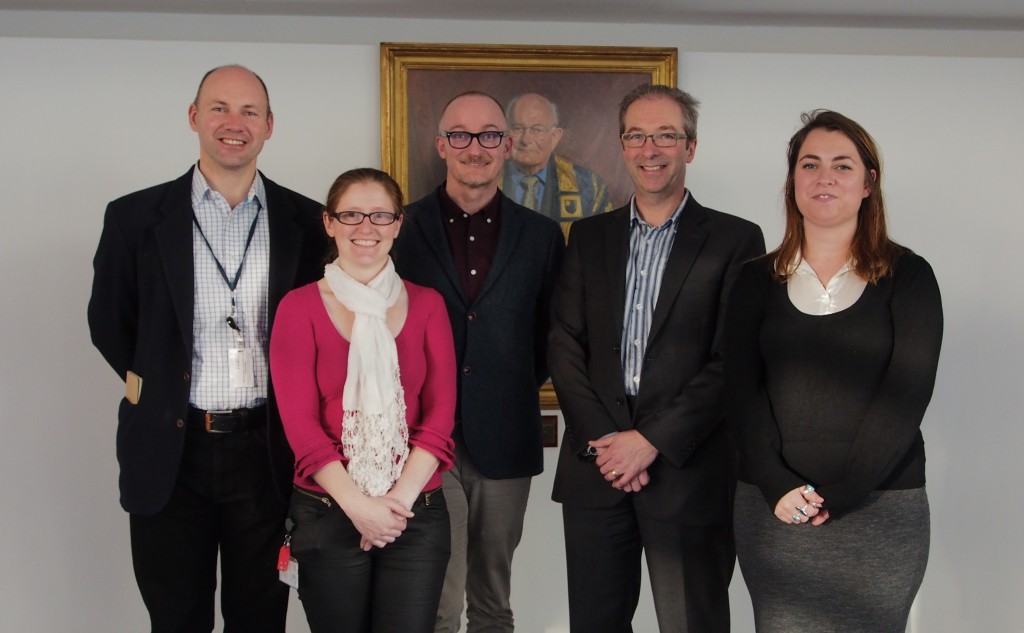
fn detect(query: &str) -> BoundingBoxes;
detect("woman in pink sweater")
[270,168,456,633]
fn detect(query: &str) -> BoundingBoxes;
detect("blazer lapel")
[647,197,708,343]
[604,207,631,337]
[415,195,468,307]
[154,169,197,356]
[263,174,304,327]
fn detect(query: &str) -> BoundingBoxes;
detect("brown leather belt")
[188,405,266,433]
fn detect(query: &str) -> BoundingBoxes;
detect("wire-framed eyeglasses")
[510,125,557,138]
[327,210,400,226]
[441,130,506,149]
[620,132,688,148]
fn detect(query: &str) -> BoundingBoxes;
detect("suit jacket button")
[462,366,473,376]
[467,312,477,322]
[183,371,191,382]
[176,418,185,429]
[615,398,625,406]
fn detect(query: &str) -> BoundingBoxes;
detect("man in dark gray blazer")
[392,91,564,633]
[88,66,325,632]
[549,84,765,632]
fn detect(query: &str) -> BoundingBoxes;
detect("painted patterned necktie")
[520,175,539,210]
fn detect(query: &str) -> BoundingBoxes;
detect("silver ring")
[802,484,815,494]
[791,514,801,523]
[798,505,809,516]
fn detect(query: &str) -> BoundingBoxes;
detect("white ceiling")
[3,0,1024,30]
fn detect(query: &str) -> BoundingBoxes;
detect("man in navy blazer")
[392,92,564,633]
[549,84,765,632]
[88,66,325,632]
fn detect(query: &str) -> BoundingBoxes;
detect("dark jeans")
[130,424,289,633]
[290,486,451,633]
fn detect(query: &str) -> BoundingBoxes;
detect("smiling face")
[188,66,273,178]
[793,128,875,233]
[435,94,511,194]
[621,95,695,208]
[324,180,402,282]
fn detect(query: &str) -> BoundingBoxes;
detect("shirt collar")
[791,253,855,280]
[438,182,501,222]
[507,164,548,190]
[191,163,266,210]
[629,190,689,231]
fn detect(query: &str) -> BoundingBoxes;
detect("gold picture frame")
[380,42,678,409]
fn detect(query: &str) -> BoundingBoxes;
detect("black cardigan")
[726,251,943,516]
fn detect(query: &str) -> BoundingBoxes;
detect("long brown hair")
[772,110,903,283]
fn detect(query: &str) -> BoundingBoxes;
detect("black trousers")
[129,423,289,633]
[289,486,451,633]
[562,497,735,633]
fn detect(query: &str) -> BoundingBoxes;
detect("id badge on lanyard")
[227,309,255,390]
[194,208,260,391]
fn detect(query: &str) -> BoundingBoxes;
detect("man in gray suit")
[392,91,564,633]
[549,84,765,632]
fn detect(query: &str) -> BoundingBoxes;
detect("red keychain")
[277,534,292,571]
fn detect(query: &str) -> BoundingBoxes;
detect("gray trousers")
[435,441,532,633]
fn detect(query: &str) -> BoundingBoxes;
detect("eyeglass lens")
[444,131,505,149]
[621,133,686,148]
[333,211,398,225]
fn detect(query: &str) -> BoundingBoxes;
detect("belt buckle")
[204,409,233,433]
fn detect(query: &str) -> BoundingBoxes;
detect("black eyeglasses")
[441,130,506,149]
[620,132,688,148]
[328,210,400,226]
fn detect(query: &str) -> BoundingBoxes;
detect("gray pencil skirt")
[734,481,929,633]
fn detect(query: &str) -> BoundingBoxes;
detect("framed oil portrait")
[380,42,678,409]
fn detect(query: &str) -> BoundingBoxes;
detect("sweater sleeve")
[726,261,806,508]
[817,254,944,514]
[270,286,346,481]
[407,288,457,473]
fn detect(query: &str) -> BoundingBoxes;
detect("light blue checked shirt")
[189,166,270,410]
[621,192,689,396]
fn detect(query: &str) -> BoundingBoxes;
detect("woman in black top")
[727,110,943,632]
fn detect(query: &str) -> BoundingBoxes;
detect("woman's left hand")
[774,485,826,525]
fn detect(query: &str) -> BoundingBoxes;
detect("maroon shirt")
[438,185,502,304]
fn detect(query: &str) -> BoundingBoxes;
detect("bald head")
[507,93,563,175]
[434,91,511,206]
[194,65,271,115]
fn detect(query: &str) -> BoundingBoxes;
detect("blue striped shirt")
[621,193,689,396]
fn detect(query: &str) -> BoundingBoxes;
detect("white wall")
[1,12,1022,632]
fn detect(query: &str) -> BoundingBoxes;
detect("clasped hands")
[591,430,658,493]
[349,491,415,551]
[774,484,830,526]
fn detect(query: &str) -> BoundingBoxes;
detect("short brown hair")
[618,84,699,142]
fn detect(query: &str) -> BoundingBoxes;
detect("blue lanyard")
[192,208,261,311]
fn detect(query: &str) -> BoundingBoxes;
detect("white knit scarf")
[323,257,408,496]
